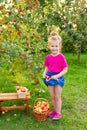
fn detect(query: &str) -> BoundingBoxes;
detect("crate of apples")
[16,86,28,98]
[33,98,50,121]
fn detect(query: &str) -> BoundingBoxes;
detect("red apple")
[9,30,12,33]
[21,88,26,92]
[13,19,17,23]
[19,8,23,12]
[0,30,3,33]
[46,76,51,80]
[16,86,20,91]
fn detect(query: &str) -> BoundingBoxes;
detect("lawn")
[0,53,87,130]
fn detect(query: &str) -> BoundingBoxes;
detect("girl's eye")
[51,45,58,47]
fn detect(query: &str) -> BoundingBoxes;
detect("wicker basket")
[33,98,50,121]
[17,91,27,98]
[16,87,28,98]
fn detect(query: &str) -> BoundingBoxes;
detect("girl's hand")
[51,75,58,80]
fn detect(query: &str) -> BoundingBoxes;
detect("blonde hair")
[48,31,62,52]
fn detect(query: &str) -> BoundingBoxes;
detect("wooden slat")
[0,92,30,101]
[1,105,32,111]
[1,106,26,111]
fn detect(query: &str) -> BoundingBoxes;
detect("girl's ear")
[48,41,50,47]
[48,44,50,48]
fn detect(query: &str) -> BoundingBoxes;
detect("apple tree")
[0,0,55,85]
[52,0,87,61]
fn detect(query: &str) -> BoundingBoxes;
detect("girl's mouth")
[52,50,57,52]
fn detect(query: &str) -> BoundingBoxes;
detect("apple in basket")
[16,86,27,92]
[34,101,50,113]
[16,86,20,91]
[21,88,27,92]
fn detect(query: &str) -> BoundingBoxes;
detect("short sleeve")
[44,56,48,67]
[61,55,68,69]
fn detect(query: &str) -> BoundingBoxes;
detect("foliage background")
[0,1,87,129]
[0,0,87,89]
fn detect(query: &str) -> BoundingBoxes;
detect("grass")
[0,53,87,130]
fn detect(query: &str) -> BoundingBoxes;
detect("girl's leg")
[54,85,62,113]
[48,86,56,109]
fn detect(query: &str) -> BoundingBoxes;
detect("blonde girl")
[42,32,68,120]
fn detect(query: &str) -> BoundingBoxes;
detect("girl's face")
[49,40,60,55]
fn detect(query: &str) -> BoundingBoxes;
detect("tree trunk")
[77,51,81,62]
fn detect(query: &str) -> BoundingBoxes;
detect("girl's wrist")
[43,74,46,78]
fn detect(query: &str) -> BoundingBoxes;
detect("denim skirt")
[42,71,65,88]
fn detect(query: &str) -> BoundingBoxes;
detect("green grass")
[0,53,87,130]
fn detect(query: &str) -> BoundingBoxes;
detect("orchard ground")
[0,53,87,130]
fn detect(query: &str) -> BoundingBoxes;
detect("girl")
[42,32,68,120]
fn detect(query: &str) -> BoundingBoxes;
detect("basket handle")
[34,98,48,106]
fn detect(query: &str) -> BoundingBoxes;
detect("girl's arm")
[51,67,68,79]
[43,67,48,78]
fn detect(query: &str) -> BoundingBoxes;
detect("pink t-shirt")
[44,53,68,73]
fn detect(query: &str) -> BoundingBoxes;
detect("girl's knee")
[50,95,55,100]
[55,95,61,101]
